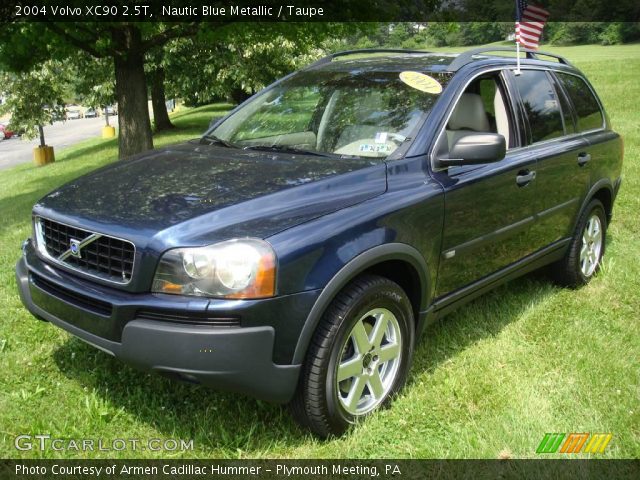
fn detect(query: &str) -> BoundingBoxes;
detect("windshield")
[206,69,451,160]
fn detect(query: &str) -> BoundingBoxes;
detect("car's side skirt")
[420,238,570,329]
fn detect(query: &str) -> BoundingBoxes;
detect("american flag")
[515,0,550,50]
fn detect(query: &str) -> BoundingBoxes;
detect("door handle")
[516,170,536,187]
[577,152,591,166]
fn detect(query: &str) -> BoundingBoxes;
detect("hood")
[34,142,387,246]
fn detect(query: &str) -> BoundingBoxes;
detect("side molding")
[291,243,429,364]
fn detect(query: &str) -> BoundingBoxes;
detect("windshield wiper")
[243,145,330,157]
[201,134,238,149]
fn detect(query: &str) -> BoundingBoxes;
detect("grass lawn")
[0,44,638,459]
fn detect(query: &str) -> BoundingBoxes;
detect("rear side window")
[556,72,604,132]
[550,74,576,134]
[512,70,564,144]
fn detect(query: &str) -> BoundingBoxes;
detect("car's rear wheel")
[552,199,607,287]
[290,275,414,438]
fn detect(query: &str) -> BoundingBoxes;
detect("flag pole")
[514,0,521,76]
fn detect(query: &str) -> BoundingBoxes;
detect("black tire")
[552,199,607,288]
[289,275,414,438]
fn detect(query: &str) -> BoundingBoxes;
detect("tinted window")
[556,73,604,132]
[549,74,576,134]
[513,70,564,144]
[557,85,576,134]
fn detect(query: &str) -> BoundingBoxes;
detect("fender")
[579,178,614,222]
[291,243,430,364]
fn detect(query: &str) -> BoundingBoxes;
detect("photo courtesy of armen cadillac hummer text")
[16,47,623,438]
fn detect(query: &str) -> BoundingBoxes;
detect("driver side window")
[442,72,516,156]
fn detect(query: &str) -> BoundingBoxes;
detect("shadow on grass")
[171,103,234,121]
[410,270,556,380]
[54,138,119,164]
[49,265,572,452]
[170,113,227,132]
[52,340,307,451]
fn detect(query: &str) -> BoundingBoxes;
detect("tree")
[164,23,363,107]
[146,49,174,131]
[0,61,66,147]
[0,21,360,159]
[0,22,200,159]
[66,54,116,126]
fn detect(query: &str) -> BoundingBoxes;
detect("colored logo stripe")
[537,433,613,454]
[583,433,613,454]
[536,433,565,453]
[560,433,589,453]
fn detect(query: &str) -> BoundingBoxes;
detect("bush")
[599,23,640,45]
[548,22,640,46]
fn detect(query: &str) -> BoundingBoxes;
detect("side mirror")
[436,133,506,168]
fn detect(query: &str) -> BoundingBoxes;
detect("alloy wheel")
[335,308,402,416]
[580,213,603,277]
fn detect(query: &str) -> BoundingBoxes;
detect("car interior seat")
[446,93,491,149]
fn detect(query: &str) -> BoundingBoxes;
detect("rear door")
[433,69,540,296]
[507,69,591,248]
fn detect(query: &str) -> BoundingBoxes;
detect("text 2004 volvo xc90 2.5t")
[17,48,623,437]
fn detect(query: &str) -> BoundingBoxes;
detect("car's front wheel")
[290,275,414,438]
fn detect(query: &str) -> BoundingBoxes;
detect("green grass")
[0,45,639,459]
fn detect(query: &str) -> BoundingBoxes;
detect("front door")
[433,70,540,297]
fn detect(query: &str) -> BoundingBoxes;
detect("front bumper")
[16,241,320,403]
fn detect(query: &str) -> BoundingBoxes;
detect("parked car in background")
[0,123,15,139]
[16,47,623,438]
[84,108,98,118]
[66,108,83,120]
[104,105,117,115]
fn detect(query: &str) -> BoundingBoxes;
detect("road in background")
[0,116,117,171]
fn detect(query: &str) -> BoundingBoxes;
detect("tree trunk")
[38,124,45,147]
[113,26,153,159]
[150,67,174,131]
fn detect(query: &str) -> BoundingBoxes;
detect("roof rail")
[305,48,433,70]
[447,46,572,72]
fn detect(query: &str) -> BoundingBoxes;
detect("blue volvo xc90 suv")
[17,48,623,437]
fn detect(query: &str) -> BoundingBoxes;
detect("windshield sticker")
[374,132,388,144]
[399,71,443,94]
[359,143,393,154]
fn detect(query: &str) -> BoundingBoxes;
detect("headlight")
[152,239,276,299]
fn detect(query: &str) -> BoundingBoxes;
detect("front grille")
[136,309,240,327]
[32,273,113,316]
[37,217,135,284]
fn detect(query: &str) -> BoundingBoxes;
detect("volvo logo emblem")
[57,233,102,263]
[69,238,82,258]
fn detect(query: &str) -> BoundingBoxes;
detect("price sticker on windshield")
[399,71,443,94]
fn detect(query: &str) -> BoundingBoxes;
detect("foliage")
[67,54,115,109]
[547,22,640,45]
[0,61,67,144]
[335,22,508,50]
[165,23,362,106]
[338,22,640,50]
